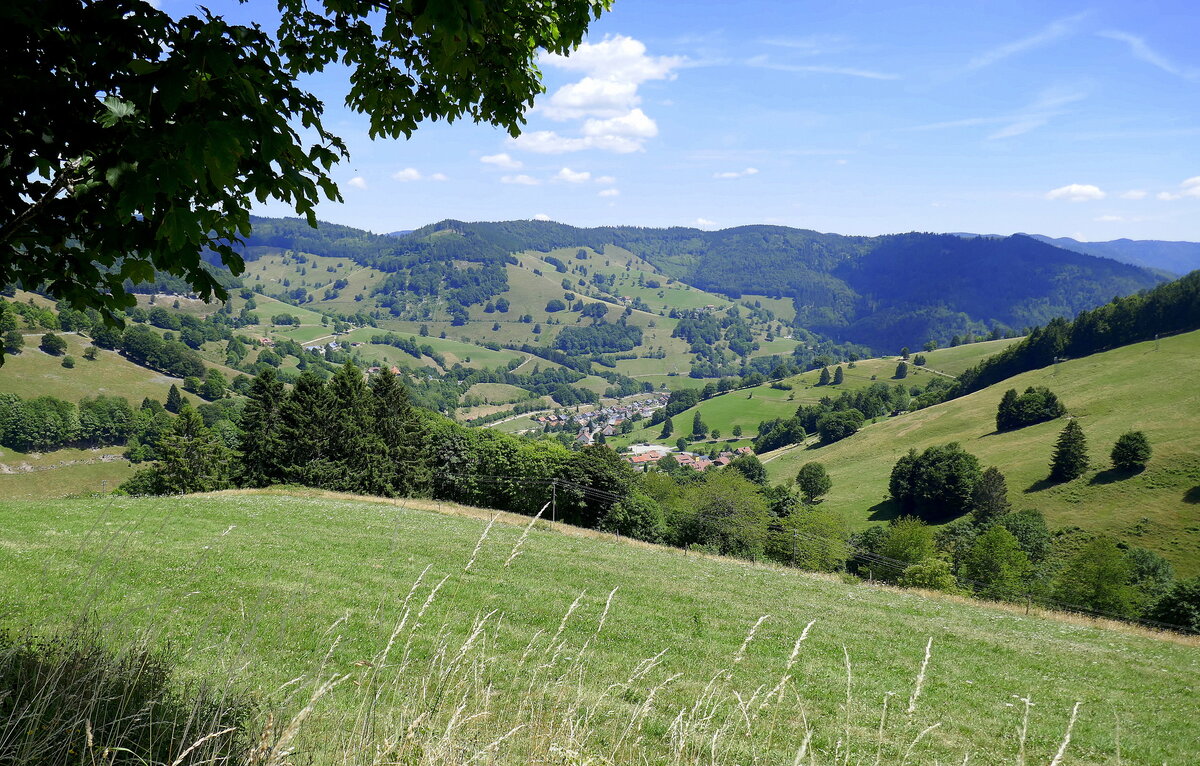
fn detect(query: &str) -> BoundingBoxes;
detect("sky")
[184,0,1199,240]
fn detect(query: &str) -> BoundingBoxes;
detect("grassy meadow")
[1,489,1197,764]
[0,332,183,403]
[764,330,1200,575]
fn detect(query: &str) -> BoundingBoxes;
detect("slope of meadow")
[764,330,1200,574]
[0,490,1195,764]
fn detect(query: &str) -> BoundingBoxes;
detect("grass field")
[764,330,1200,575]
[0,332,181,403]
[919,338,1024,376]
[0,446,133,499]
[0,490,1195,764]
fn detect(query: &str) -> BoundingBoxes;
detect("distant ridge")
[953,232,1200,276]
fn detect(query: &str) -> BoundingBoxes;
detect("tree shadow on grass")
[1184,486,1200,504]
[1025,477,1058,494]
[867,498,901,522]
[1090,467,1141,486]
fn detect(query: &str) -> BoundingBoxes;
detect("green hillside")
[1,490,1196,764]
[764,330,1200,574]
[609,340,1011,451]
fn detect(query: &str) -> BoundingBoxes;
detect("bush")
[60,355,76,368]
[39,333,67,355]
[0,626,256,765]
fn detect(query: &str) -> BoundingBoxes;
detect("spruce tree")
[692,410,708,438]
[894,361,908,379]
[279,370,335,485]
[122,406,231,494]
[1111,430,1151,472]
[371,369,429,497]
[832,366,844,385]
[996,389,1019,432]
[236,368,286,487]
[165,384,184,413]
[325,362,380,493]
[660,414,673,439]
[970,466,1011,525]
[818,367,831,386]
[1049,419,1089,482]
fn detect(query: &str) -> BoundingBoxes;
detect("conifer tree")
[279,370,335,485]
[370,369,429,497]
[165,384,184,414]
[970,466,1011,525]
[325,362,381,493]
[818,367,831,386]
[692,410,708,438]
[122,406,231,494]
[894,361,908,379]
[996,388,1019,432]
[1049,419,1089,482]
[236,368,286,488]
[660,414,673,439]
[832,366,844,385]
[1111,430,1151,472]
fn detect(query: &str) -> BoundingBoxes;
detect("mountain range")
[230,218,1175,353]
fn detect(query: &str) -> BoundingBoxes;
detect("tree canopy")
[1,0,611,325]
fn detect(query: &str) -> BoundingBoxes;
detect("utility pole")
[551,480,557,523]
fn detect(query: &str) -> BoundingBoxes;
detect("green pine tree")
[370,369,430,497]
[325,362,382,493]
[122,407,231,494]
[970,466,1011,525]
[279,370,335,485]
[164,384,184,413]
[659,414,673,439]
[692,410,708,438]
[1111,430,1151,472]
[817,367,831,385]
[236,368,286,488]
[996,389,1019,432]
[832,366,844,385]
[1049,419,1089,482]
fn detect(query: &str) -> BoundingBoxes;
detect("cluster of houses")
[624,444,755,472]
[535,393,671,444]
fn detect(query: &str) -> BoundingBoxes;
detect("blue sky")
[190,0,1199,240]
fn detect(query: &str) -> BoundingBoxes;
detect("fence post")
[551,480,557,523]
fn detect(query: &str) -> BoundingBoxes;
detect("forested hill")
[1026,234,1200,276]
[228,217,1166,352]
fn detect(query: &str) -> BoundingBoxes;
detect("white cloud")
[598,188,620,197]
[542,34,684,85]
[713,167,759,179]
[968,12,1089,70]
[1156,177,1200,201]
[911,88,1085,141]
[693,217,717,228]
[532,213,552,221]
[594,175,617,185]
[542,78,640,121]
[428,172,448,182]
[555,167,591,184]
[347,176,367,190]
[1099,31,1200,81]
[1046,184,1106,202]
[480,153,522,169]
[746,55,901,80]
[516,35,681,155]
[392,168,421,182]
[1120,189,1148,200]
[500,174,540,186]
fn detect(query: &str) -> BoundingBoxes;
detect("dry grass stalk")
[906,636,933,715]
[463,514,499,572]
[1048,702,1081,766]
[504,500,550,567]
[732,614,769,664]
